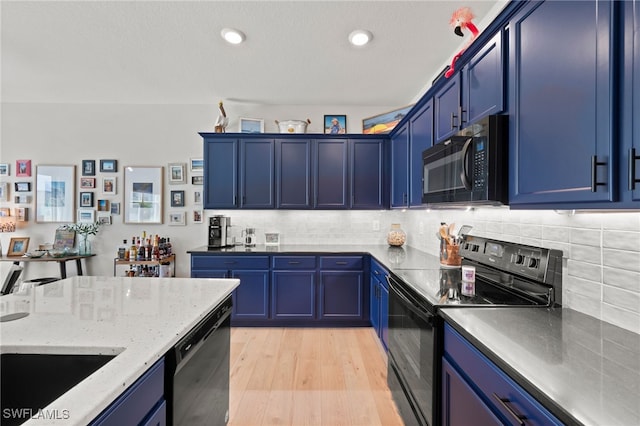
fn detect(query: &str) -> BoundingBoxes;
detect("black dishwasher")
[165,294,232,426]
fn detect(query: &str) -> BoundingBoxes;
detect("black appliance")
[165,295,232,425]
[422,115,508,206]
[208,215,231,248]
[387,236,562,426]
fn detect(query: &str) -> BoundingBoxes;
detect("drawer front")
[191,255,269,270]
[272,256,317,270]
[319,256,363,270]
[444,324,561,425]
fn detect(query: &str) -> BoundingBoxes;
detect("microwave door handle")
[460,137,473,190]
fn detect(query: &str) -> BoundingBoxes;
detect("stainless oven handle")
[460,137,473,190]
[386,275,434,323]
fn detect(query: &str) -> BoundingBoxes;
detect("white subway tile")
[564,275,602,299]
[570,228,602,247]
[603,267,640,292]
[602,304,640,335]
[603,230,640,252]
[542,226,571,243]
[571,244,602,264]
[603,248,640,273]
[603,285,640,314]
[568,259,602,281]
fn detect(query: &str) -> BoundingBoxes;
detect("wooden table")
[1,254,96,279]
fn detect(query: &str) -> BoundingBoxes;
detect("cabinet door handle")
[335,261,348,265]
[233,195,237,206]
[450,112,458,130]
[492,393,526,426]
[224,261,237,265]
[591,155,607,192]
[629,148,640,191]
[458,105,466,127]
[288,261,301,265]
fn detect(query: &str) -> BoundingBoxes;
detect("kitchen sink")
[0,353,117,426]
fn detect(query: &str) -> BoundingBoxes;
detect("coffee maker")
[208,215,231,248]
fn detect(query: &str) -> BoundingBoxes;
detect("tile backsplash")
[215,209,640,334]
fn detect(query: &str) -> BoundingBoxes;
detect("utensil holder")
[440,239,461,267]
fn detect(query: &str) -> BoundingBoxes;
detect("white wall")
[2,102,639,334]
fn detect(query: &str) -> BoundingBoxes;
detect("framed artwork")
[14,195,32,204]
[194,190,202,204]
[80,177,96,189]
[193,210,203,223]
[16,160,31,177]
[82,160,96,176]
[16,207,28,222]
[168,211,186,226]
[102,177,116,195]
[97,213,112,225]
[14,182,31,192]
[80,192,94,207]
[0,183,8,201]
[8,237,30,256]
[265,232,280,246]
[97,199,110,212]
[191,175,204,185]
[0,208,10,216]
[124,166,163,224]
[190,158,203,172]
[324,115,347,134]
[77,209,96,223]
[168,163,186,184]
[110,202,120,215]
[0,163,9,176]
[100,159,118,173]
[36,165,76,223]
[170,190,185,207]
[363,105,414,134]
[53,228,76,250]
[239,118,265,133]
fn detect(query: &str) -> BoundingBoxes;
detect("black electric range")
[386,236,563,426]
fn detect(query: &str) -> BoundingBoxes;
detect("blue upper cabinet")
[390,123,409,208]
[462,31,505,126]
[409,100,434,207]
[203,137,238,209]
[276,138,312,209]
[621,0,640,206]
[508,0,615,206]
[240,138,275,208]
[434,74,462,143]
[351,138,386,209]
[315,138,349,209]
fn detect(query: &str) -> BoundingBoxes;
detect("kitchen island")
[0,276,239,426]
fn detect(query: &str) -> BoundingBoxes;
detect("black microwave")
[422,114,508,206]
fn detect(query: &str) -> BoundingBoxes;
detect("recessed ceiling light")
[349,30,373,47]
[221,28,245,45]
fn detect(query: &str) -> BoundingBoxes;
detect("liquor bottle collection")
[116,232,173,277]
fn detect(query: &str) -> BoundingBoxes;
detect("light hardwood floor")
[229,327,404,426]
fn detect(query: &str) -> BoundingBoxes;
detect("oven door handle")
[387,276,434,324]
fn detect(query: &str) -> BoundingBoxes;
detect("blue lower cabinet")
[90,359,165,426]
[271,271,316,319]
[231,270,270,321]
[319,271,364,321]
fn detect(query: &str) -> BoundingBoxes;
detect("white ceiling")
[1,0,505,107]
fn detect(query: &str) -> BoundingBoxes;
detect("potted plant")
[64,221,101,255]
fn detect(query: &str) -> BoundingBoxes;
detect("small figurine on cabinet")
[215,101,229,133]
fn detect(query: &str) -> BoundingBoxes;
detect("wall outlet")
[372,220,380,231]
[419,222,424,235]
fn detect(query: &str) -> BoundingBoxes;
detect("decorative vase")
[387,224,406,247]
[79,235,91,255]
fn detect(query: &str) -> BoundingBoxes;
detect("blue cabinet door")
[230,270,269,320]
[409,100,434,207]
[508,0,614,205]
[203,138,238,209]
[434,74,462,142]
[319,271,364,320]
[240,138,274,208]
[379,281,389,351]
[621,0,640,205]
[276,138,312,208]
[351,138,385,209]
[369,277,380,333]
[271,271,316,319]
[390,123,409,208]
[463,31,505,126]
[315,139,349,208]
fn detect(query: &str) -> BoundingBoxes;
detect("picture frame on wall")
[324,115,347,134]
[191,175,204,185]
[124,166,163,224]
[168,211,186,226]
[190,158,203,172]
[194,190,202,204]
[14,194,32,204]
[193,210,203,223]
[239,118,265,134]
[362,105,414,134]
[36,165,76,223]
[16,160,32,177]
[170,190,185,207]
[79,192,94,208]
[97,199,109,212]
[100,159,118,173]
[82,160,96,176]
[16,207,28,222]
[14,182,31,192]
[0,183,8,202]
[102,177,116,195]
[0,163,9,177]
[80,177,96,189]
[110,202,120,215]
[97,213,112,225]
[168,163,186,184]
[77,209,96,223]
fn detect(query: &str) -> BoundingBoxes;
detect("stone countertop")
[0,276,239,426]
[440,307,640,426]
